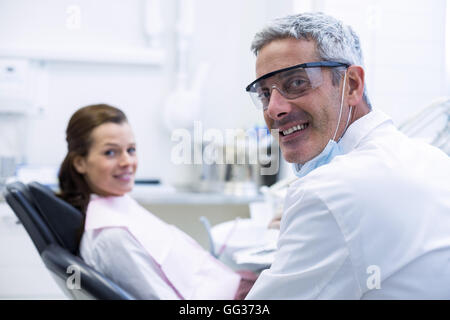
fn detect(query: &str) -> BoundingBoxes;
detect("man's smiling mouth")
[281,122,309,136]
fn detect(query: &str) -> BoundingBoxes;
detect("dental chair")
[3,181,135,300]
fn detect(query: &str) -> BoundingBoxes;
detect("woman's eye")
[104,150,116,156]
[128,147,136,154]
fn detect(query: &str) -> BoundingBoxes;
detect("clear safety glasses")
[245,61,350,110]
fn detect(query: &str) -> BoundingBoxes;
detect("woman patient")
[58,104,255,299]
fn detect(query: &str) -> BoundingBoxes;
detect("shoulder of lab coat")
[80,227,180,300]
[246,175,362,299]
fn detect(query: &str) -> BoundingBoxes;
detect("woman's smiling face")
[74,122,138,197]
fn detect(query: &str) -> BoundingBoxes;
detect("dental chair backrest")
[4,181,58,254]
[3,181,135,300]
[27,181,83,254]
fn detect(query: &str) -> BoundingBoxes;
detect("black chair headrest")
[28,182,84,254]
[4,181,58,254]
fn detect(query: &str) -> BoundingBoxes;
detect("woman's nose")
[119,152,134,166]
[265,87,292,120]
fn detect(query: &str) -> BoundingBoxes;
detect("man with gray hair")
[244,12,450,299]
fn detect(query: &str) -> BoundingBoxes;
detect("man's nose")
[265,87,292,120]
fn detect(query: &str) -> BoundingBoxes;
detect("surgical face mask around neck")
[292,72,353,178]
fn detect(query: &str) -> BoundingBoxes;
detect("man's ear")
[73,155,87,174]
[346,65,365,106]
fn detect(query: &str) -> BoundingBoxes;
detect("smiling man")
[245,12,450,299]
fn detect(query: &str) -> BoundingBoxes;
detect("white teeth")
[282,123,308,135]
[115,173,131,178]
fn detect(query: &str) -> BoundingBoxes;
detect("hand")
[267,208,283,230]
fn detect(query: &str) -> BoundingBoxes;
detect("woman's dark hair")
[58,104,128,216]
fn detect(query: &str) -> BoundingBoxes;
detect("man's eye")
[285,78,309,91]
[128,147,136,154]
[257,89,271,100]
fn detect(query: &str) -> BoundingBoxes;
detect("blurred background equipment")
[168,125,280,195]
[0,57,47,194]
[398,97,450,155]
[0,156,16,193]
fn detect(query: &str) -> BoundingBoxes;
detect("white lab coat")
[246,109,450,299]
[79,194,241,300]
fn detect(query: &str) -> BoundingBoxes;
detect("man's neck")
[350,102,371,125]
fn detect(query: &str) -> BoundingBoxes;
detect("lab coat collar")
[338,109,393,154]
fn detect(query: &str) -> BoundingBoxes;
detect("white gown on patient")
[79,194,241,300]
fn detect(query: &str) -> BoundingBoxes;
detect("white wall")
[0,0,177,181]
[0,0,448,183]
[319,0,448,126]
